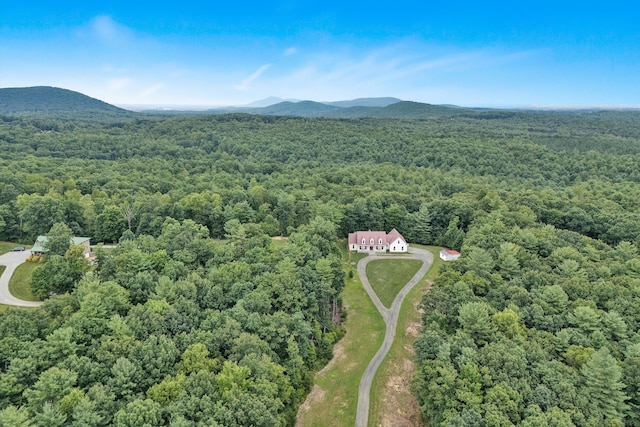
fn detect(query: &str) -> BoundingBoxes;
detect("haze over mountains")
[0,86,459,118]
[120,96,408,116]
[1,87,639,122]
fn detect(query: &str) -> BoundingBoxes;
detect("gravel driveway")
[0,251,43,307]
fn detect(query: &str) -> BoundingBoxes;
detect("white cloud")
[88,15,133,44]
[141,84,166,96]
[284,47,297,56]
[215,42,531,105]
[235,64,271,90]
[107,77,132,92]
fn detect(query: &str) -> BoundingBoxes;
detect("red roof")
[386,228,405,244]
[348,229,406,245]
[440,249,460,255]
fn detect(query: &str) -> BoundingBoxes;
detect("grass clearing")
[271,236,289,249]
[0,242,14,256]
[0,241,30,256]
[8,262,42,302]
[369,245,443,427]
[366,259,423,308]
[296,250,384,427]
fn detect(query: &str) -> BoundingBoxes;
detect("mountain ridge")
[0,86,130,115]
[3,86,638,121]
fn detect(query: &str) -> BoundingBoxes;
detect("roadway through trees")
[355,247,433,427]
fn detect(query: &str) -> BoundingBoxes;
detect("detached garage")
[440,249,460,261]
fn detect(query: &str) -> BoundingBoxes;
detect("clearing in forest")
[366,259,423,308]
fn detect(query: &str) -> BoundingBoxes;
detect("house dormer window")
[378,238,383,244]
[362,238,366,244]
[370,238,374,244]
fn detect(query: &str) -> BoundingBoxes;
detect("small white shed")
[440,249,460,261]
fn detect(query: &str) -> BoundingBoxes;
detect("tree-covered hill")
[324,97,402,108]
[199,100,471,118]
[0,87,133,118]
[248,100,342,117]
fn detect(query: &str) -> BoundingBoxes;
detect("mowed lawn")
[8,262,42,301]
[369,245,443,426]
[0,241,23,255]
[296,251,385,427]
[366,259,423,308]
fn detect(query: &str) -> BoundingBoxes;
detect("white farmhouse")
[348,229,408,253]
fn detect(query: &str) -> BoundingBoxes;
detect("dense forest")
[0,105,639,425]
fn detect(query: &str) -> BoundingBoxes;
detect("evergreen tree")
[438,216,465,250]
[581,347,628,425]
[407,203,432,244]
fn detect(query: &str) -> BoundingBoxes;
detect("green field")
[366,259,423,308]
[0,241,20,256]
[297,251,384,427]
[8,262,42,302]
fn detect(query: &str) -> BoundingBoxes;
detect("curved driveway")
[355,247,433,427]
[0,251,44,307]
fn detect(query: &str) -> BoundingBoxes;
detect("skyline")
[1,1,639,108]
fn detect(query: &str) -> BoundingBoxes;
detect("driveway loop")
[0,251,44,307]
[355,247,433,427]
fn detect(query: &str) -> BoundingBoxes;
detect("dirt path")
[0,251,43,307]
[355,247,432,427]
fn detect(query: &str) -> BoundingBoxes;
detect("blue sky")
[1,1,638,107]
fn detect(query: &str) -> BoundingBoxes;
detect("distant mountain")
[0,86,131,116]
[317,101,468,119]
[367,101,466,118]
[324,97,402,108]
[0,87,488,120]
[242,97,302,108]
[201,100,470,119]
[249,100,341,117]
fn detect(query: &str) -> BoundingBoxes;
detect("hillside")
[249,100,341,117]
[0,86,132,116]
[324,101,468,119]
